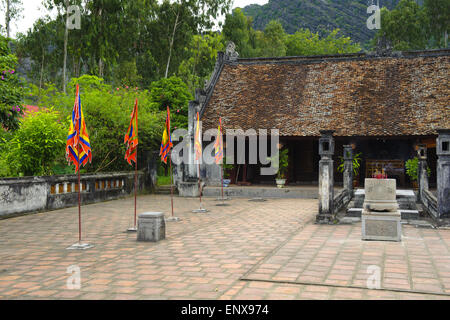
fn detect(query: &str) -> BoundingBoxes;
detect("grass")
[157,175,172,186]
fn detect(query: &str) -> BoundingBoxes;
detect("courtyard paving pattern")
[0,195,449,300]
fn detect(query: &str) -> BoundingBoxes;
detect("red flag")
[124,99,139,165]
[66,84,92,172]
[159,106,173,164]
[194,112,202,161]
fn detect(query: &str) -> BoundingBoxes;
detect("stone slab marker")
[437,129,450,218]
[362,178,401,242]
[417,144,429,203]
[343,145,354,198]
[137,212,166,242]
[316,130,335,224]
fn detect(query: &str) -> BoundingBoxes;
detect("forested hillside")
[243,0,400,46]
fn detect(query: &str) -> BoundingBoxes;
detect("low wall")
[0,171,148,218]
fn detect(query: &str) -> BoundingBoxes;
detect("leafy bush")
[266,148,289,179]
[406,157,431,182]
[0,35,25,131]
[0,109,67,177]
[148,76,192,130]
[337,152,362,176]
[24,75,175,174]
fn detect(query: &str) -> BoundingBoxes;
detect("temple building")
[180,44,450,190]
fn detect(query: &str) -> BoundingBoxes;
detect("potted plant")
[337,152,362,187]
[405,157,430,189]
[222,163,233,187]
[267,148,289,188]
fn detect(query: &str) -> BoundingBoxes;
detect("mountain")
[242,0,401,46]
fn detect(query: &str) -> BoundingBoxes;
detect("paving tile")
[1,195,450,300]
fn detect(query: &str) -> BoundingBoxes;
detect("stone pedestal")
[178,181,204,197]
[343,145,354,196]
[316,130,335,223]
[417,144,429,203]
[362,179,401,242]
[437,129,450,218]
[137,212,165,242]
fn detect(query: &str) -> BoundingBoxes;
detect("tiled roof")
[200,50,450,137]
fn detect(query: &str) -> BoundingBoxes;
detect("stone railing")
[0,171,148,218]
[333,189,352,215]
[421,189,438,219]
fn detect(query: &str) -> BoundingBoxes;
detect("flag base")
[66,243,94,250]
[249,198,267,202]
[192,208,209,213]
[127,227,137,232]
[215,197,230,201]
[166,217,182,222]
[216,202,230,207]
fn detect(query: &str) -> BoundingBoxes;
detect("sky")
[2,0,270,38]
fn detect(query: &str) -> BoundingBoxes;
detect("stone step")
[346,208,420,220]
[155,186,178,195]
[202,186,319,199]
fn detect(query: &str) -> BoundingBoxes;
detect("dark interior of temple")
[226,136,438,189]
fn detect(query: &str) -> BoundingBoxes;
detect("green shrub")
[25,76,168,173]
[0,35,25,131]
[1,109,67,177]
[406,157,431,182]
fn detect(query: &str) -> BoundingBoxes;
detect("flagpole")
[169,153,174,218]
[134,153,137,228]
[77,142,81,244]
[66,84,93,250]
[192,112,208,213]
[221,163,224,202]
[198,161,202,206]
[127,99,139,232]
[134,99,138,229]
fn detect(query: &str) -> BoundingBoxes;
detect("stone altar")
[137,212,166,242]
[362,178,401,242]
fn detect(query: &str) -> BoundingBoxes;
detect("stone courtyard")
[1,194,450,300]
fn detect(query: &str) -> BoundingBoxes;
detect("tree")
[222,8,257,58]
[44,0,86,93]
[259,20,287,57]
[372,0,429,50]
[286,29,361,56]
[148,76,192,129]
[16,18,65,90]
[159,0,233,78]
[424,0,449,48]
[1,0,23,38]
[178,32,224,94]
[16,18,54,92]
[0,34,23,131]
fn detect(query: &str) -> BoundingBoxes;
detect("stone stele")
[137,212,166,242]
[362,178,401,242]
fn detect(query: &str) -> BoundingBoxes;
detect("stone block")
[363,178,398,212]
[362,211,401,241]
[178,181,204,197]
[137,212,165,242]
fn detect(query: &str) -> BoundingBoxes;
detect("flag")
[159,106,173,164]
[124,99,139,165]
[214,117,223,165]
[194,112,202,161]
[66,84,92,172]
